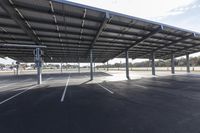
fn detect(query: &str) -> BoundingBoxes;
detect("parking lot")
[0,71,200,133]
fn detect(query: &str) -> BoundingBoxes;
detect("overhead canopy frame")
[0,0,200,63]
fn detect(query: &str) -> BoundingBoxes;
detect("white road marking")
[0,85,37,105]
[134,84,147,89]
[84,75,114,94]
[96,82,114,94]
[61,74,70,102]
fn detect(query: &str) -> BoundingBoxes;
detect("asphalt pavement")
[0,72,200,133]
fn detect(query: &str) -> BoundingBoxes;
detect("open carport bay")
[1,72,200,133]
[1,0,200,132]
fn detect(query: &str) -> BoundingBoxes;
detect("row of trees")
[32,64,79,69]
[133,57,200,67]
[97,56,200,68]
[2,56,200,70]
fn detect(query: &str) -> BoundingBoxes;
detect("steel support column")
[151,52,156,75]
[37,65,42,85]
[35,48,42,85]
[125,50,130,79]
[61,63,63,73]
[16,63,19,76]
[186,53,190,73]
[107,61,109,71]
[90,49,93,80]
[78,62,80,73]
[171,54,175,74]
[94,62,96,73]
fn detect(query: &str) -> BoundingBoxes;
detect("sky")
[0,0,200,65]
[67,0,200,32]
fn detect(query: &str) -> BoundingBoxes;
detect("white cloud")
[68,0,197,19]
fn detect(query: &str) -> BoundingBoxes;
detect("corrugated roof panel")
[0,0,200,62]
[13,0,49,7]
[0,17,19,26]
[19,9,53,21]
[29,21,56,30]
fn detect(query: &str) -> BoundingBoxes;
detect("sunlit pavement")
[0,71,200,133]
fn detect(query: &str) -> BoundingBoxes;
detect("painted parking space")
[0,72,200,133]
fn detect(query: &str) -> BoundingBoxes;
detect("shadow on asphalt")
[1,74,200,133]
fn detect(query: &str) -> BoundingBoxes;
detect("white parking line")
[0,85,37,105]
[134,84,147,89]
[96,83,114,94]
[61,74,70,102]
[84,75,114,94]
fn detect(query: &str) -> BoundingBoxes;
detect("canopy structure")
[0,0,200,63]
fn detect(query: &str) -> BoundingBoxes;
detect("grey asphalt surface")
[0,72,200,133]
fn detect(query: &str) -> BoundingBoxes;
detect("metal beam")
[168,34,200,56]
[107,25,163,61]
[138,33,196,59]
[171,54,175,74]
[0,0,54,62]
[0,44,46,48]
[25,17,97,31]
[12,1,102,23]
[148,47,198,60]
[153,33,195,52]
[86,12,110,57]
[0,0,41,44]
[125,50,130,79]
[0,0,52,62]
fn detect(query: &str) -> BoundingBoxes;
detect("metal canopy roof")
[0,0,200,63]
